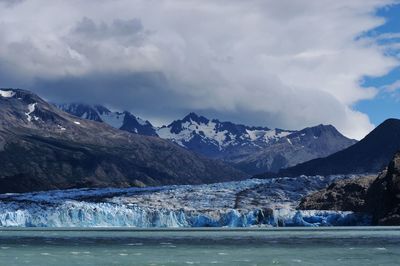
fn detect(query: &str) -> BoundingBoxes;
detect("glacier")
[0,175,371,227]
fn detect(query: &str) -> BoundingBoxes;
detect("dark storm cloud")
[31,71,188,123]
[72,17,145,41]
[30,69,348,131]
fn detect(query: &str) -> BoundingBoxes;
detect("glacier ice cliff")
[0,176,371,227]
[0,201,370,227]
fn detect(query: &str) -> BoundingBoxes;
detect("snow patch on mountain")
[57,103,157,136]
[99,111,125,129]
[136,116,148,126]
[57,125,66,131]
[157,120,238,148]
[0,90,15,98]
[25,103,38,122]
[156,114,293,150]
[246,128,291,143]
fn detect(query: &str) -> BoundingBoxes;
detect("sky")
[0,0,399,140]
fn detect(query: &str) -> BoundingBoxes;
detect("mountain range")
[275,118,400,177]
[0,89,245,193]
[58,103,357,174]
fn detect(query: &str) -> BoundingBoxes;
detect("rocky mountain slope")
[59,105,356,174]
[57,103,157,136]
[299,151,400,225]
[274,119,400,177]
[0,89,245,193]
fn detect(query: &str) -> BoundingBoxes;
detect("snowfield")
[156,117,293,149]
[0,90,16,98]
[0,175,371,227]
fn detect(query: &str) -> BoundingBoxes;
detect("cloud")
[72,17,145,42]
[0,0,399,139]
[376,32,400,40]
[0,0,24,7]
[383,80,400,92]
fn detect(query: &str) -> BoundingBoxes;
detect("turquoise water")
[0,227,399,265]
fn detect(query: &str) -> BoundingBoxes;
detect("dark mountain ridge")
[275,118,400,177]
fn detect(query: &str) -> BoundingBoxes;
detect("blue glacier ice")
[0,175,371,227]
[0,201,370,227]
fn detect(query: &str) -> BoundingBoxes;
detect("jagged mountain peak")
[182,112,210,124]
[158,112,292,150]
[287,124,347,140]
[166,112,210,134]
[93,104,112,115]
[56,103,109,122]
[57,103,158,136]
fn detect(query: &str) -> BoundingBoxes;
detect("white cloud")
[0,0,399,139]
[377,32,400,40]
[383,80,400,92]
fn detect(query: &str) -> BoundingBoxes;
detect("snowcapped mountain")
[0,89,245,193]
[157,113,292,154]
[57,104,357,174]
[57,103,157,136]
[157,113,357,174]
[157,112,293,156]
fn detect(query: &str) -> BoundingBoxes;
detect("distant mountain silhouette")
[275,119,400,177]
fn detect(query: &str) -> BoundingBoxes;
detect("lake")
[0,227,399,265]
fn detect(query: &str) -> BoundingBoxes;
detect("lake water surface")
[0,227,399,265]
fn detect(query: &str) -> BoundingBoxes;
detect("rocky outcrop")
[299,151,400,225]
[298,175,376,212]
[366,153,400,225]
